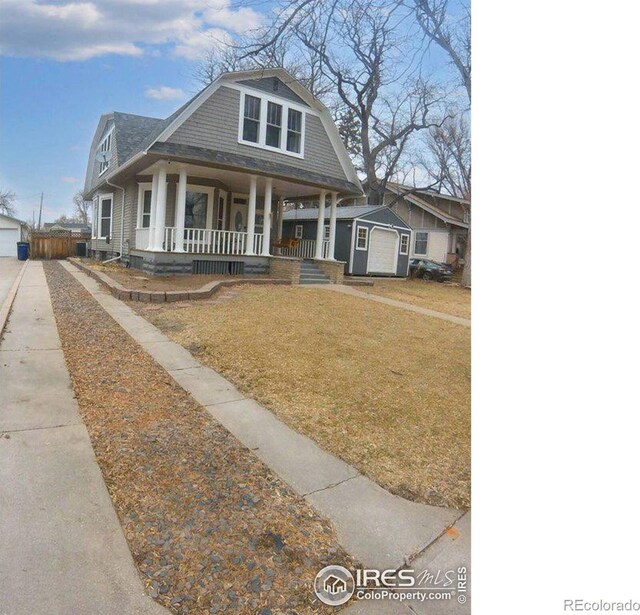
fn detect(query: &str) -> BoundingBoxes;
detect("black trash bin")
[17,242,29,261]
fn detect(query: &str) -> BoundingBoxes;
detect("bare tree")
[0,188,17,217]
[412,0,471,285]
[73,191,91,226]
[206,0,446,205]
[413,0,470,103]
[421,114,470,198]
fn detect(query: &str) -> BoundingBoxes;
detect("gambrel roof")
[84,68,362,198]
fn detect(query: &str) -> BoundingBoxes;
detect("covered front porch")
[133,159,338,262]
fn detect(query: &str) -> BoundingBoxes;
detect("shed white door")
[0,228,19,257]
[368,227,398,274]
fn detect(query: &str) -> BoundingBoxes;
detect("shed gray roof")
[283,205,384,221]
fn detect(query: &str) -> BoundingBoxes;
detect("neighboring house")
[344,182,470,267]
[282,205,411,277]
[82,68,362,275]
[0,213,28,257]
[43,222,91,235]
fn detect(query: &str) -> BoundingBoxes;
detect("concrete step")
[300,279,332,285]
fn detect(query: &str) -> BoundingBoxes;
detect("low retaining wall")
[68,258,291,303]
[312,259,346,284]
[269,256,302,285]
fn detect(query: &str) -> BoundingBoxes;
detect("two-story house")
[83,68,362,277]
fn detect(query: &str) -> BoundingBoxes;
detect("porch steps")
[299,260,331,285]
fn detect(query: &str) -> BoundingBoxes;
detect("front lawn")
[366,279,471,319]
[139,286,471,509]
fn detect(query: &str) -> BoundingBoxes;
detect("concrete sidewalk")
[61,260,470,614]
[319,284,471,327]
[0,261,167,615]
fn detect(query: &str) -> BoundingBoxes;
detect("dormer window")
[98,128,113,176]
[238,90,305,158]
[242,95,261,143]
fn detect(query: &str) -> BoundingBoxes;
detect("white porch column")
[245,174,257,255]
[328,191,338,260]
[174,165,187,252]
[314,190,327,259]
[152,161,168,251]
[261,178,273,256]
[146,171,159,250]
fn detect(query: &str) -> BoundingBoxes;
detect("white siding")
[427,231,449,263]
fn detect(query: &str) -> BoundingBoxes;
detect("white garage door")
[0,228,19,257]
[368,227,398,274]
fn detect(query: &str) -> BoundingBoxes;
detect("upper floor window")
[287,109,302,154]
[243,95,261,143]
[238,90,305,158]
[266,102,282,148]
[98,129,113,176]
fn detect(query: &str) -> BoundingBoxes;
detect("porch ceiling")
[138,159,327,199]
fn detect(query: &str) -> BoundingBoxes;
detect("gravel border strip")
[45,261,357,614]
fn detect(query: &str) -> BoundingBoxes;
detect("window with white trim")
[265,101,282,148]
[400,234,409,255]
[356,226,368,250]
[287,109,302,154]
[239,91,305,157]
[323,225,330,240]
[414,231,428,255]
[98,129,113,176]
[294,224,303,239]
[242,94,261,143]
[137,186,152,229]
[99,194,113,238]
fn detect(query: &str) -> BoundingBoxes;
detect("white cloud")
[62,177,81,184]
[0,0,263,62]
[145,86,186,100]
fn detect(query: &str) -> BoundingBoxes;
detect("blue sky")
[0,0,264,222]
[0,0,462,223]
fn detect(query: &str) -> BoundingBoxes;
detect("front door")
[229,194,263,233]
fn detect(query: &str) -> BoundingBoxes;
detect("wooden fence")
[29,231,91,260]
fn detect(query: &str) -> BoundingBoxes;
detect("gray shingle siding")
[237,77,308,106]
[166,86,348,184]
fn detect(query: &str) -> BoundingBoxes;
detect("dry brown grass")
[142,285,471,509]
[365,279,471,319]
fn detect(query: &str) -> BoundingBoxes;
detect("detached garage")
[0,213,27,258]
[282,205,412,277]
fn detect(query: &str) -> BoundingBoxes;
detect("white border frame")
[294,224,303,239]
[98,193,114,239]
[185,184,216,229]
[237,89,306,159]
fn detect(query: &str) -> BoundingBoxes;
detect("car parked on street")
[409,259,453,282]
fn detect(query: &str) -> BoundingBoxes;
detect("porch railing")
[162,227,264,256]
[281,239,331,259]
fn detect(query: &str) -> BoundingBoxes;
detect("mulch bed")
[44,261,356,614]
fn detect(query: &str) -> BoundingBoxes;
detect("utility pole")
[37,192,43,230]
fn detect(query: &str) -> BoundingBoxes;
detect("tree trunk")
[461,228,471,287]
